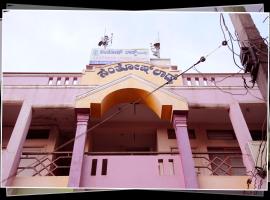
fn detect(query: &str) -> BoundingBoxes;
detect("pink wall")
[2,88,92,106]
[182,73,254,87]
[3,73,81,85]
[3,73,263,107]
[81,155,185,188]
[2,86,263,108]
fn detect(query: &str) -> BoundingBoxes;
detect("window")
[168,159,175,175]
[187,78,191,86]
[56,77,61,85]
[65,78,69,85]
[195,77,199,86]
[170,147,178,153]
[167,129,176,139]
[91,159,98,176]
[48,77,53,85]
[158,159,164,176]
[101,159,108,175]
[207,130,236,140]
[26,129,50,139]
[250,130,267,141]
[188,129,196,139]
[73,77,78,85]
[207,147,246,176]
[167,129,196,139]
[210,77,215,86]
[203,78,208,86]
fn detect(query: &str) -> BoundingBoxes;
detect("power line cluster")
[219,13,267,189]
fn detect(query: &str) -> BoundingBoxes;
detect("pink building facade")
[1,59,267,190]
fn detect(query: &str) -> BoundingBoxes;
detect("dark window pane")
[207,130,236,140]
[91,159,97,176]
[167,129,195,139]
[26,129,50,139]
[188,129,196,139]
[101,159,108,175]
[250,130,267,141]
[167,129,176,139]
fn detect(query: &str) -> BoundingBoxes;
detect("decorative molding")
[75,73,188,103]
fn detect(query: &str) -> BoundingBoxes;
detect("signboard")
[89,48,150,64]
[96,62,178,83]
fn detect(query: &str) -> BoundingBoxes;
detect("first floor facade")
[1,62,268,190]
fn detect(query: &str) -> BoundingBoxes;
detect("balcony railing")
[17,151,246,177]
[17,151,72,176]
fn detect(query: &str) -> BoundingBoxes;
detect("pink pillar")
[68,111,89,187]
[2,101,32,186]
[229,102,254,173]
[173,112,198,189]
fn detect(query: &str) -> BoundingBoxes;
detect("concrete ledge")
[198,175,250,189]
[11,176,69,188]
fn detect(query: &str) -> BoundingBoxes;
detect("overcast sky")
[2,10,269,73]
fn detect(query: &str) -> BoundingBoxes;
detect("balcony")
[12,151,249,189]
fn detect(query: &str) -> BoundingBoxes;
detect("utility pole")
[223,7,268,189]
[224,7,268,102]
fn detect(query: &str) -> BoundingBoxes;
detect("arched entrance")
[75,74,189,121]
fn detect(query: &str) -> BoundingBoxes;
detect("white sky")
[2,10,269,73]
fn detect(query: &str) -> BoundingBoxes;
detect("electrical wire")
[219,13,268,101]
[255,116,267,168]
[194,63,264,100]
[220,14,241,58]
[262,16,269,23]
[219,13,269,84]
[1,40,228,185]
[220,14,245,72]
[193,63,265,101]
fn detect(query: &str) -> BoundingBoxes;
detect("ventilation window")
[167,129,195,139]
[65,78,69,85]
[26,129,50,139]
[56,77,61,85]
[195,77,199,86]
[188,129,196,139]
[48,77,53,85]
[73,77,78,85]
[187,78,191,86]
[211,77,215,86]
[167,129,176,139]
[101,159,108,175]
[158,159,164,176]
[90,159,98,176]
[207,130,236,140]
[168,159,175,175]
[203,78,208,86]
[170,147,178,153]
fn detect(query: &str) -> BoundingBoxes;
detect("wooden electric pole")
[224,7,268,102]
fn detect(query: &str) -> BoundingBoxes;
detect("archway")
[75,74,189,121]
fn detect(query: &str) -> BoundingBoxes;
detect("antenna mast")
[98,29,113,49]
[150,32,160,58]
